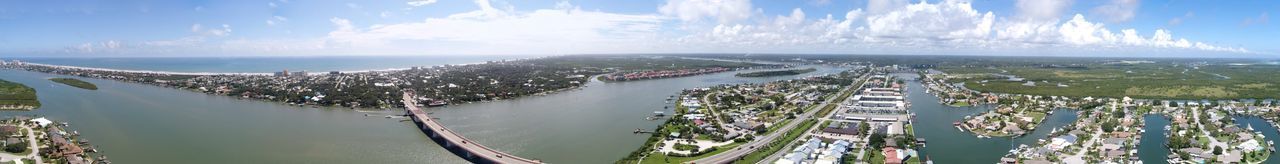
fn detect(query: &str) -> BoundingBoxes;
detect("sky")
[0,0,1275,58]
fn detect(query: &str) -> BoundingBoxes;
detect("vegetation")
[938,63,1280,99]
[0,79,39,110]
[3,142,26,153]
[50,78,98,90]
[740,119,817,163]
[735,68,817,77]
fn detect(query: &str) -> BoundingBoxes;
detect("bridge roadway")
[402,91,542,164]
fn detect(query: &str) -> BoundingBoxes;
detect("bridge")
[402,91,543,164]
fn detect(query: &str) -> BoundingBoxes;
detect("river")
[0,64,846,163]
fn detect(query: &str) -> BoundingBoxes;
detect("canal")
[0,65,847,163]
[899,73,1080,163]
[1138,114,1171,164]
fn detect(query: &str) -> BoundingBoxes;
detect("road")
[757,73,873,163]
[689,73,868,164]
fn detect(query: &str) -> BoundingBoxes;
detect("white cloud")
[1242,12,1269,26]
[1015,0,1072,21]
[321,0,666,54]
[1168,12,1192,26]
[867,0,908,14]
[407,0,438,7]
[658,0,753,23]
[380,11,393,18]
[346,3,360,9]
[864,0,994,41]
[191,24,232,36]
[673,0,1246,55]
[1091,0,1140,23]
[45,0,1252,56]
[268,2,278,8]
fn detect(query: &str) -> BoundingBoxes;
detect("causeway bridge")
[402,91,542,164]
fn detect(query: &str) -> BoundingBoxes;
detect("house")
[3,137,19,146]
[883,147,903,164]
[30,117,53,127]
[734,121,765,131]
[1048,134,1078,150]
[0,126,18,136]
[822,122,860,135]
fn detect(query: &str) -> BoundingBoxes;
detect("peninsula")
[0,79,38,110]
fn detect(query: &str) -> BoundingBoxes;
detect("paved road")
[689,73,868,164]
[758,74,873,163]
[402,92,542,164]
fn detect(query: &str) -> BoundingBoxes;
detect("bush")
[4,142,26,153]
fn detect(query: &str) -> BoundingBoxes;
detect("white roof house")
[30,117,52,127]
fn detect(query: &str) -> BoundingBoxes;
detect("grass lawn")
[637,142,744,164]
[1026,112,1048,122]
[865,148,886,164]
[949,101,971,107]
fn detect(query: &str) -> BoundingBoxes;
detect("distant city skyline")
[0,0,1275,57]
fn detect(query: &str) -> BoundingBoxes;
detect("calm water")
[0,62,846,163]
[7,56,520,73]
[1233,116,1280,162]
[901,73,1080,163]
[426,66,848,163]
[0,70,456,163]
[1138,115,1171,164]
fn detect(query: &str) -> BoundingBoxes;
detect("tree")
[3,142,25,153]
[869,133,887,149]
[1101,120,1119,133]
[1213,146,1223,155]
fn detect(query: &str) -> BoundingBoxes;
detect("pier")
[402,91,542,164]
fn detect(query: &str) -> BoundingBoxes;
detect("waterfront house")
[883,147,902,164]
[3,137,18,146]
[0,126,17,136]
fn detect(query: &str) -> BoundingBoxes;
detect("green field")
[0,79,40,109]
[636,143,743,164]
[939,63,1280,99]
[50,78,98,90]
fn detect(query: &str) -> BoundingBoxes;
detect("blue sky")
[0,0,1275,57]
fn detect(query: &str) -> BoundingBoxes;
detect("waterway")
[1233,116,1280,162]
[0,63,847,163]
[899,73,1080,163]
[1138,114,1171,164]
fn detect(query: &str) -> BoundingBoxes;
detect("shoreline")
[16,55,551,76]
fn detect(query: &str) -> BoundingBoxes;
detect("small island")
[734,68,816,77]
[0,79,39,110]
[50,78,98,90]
